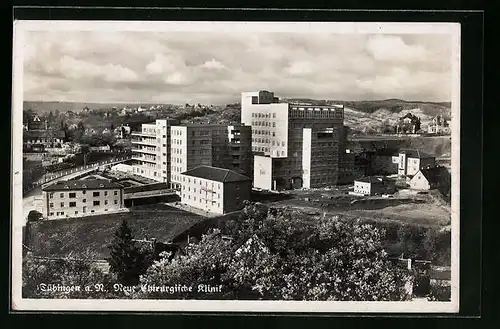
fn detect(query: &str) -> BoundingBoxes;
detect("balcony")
[131,155,157,164]
[201,186,216,193]
[131,147,157,155]
[131,139,157,146]
[131,131,155,137]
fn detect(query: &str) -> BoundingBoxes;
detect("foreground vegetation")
[23,202,450,301]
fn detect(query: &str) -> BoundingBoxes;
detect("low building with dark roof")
[23,129,65,149]
[179,165,252,214]
[352,176,396,196]
[41,179,125,220]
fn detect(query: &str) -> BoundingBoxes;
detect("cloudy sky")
[22,31,453,104]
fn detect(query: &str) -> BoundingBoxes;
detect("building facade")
[179,165,252,214]
[242,90,347,191]
[170,124,252,189]
[397,150,436,177]
[130,119,180,185]
[41,179,124,219]
[352,176,396,196]
[409,166,451,193]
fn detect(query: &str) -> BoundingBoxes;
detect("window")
[91,210,95,213]
[93,192,100,197]
[60,202,64,207]
[93,201,100,206]
[104,191,108,196]
[49,193,54,199]
[82,190,86,194]
[114,200,118,205]
[105,200,108,205]
[105,209,108,212]
[60,212,64,215]
[49,202,54,208]
[69,202,76,207]
[114,190,118,196]
[69,192,76,198]
[74,211,78,215]
[60,193,64,198]
[49,212,54,216]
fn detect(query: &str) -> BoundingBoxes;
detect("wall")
[180,174,224,214]
[409,171,431,190]
[302,128,312,189]
[253,155,273,190]
[223,180,252,213]
[354,181,371,195]
[43,188,124,219]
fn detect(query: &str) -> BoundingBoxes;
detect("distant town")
[21,90,453,302]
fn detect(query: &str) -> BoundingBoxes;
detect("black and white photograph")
[11,20,460,313]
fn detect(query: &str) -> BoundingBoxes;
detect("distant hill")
[284,98,452,133]
[286,98,451,117]
[23,101,169,114]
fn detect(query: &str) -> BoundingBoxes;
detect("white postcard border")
[11,20,461,313]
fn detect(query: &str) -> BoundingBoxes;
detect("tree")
[107,220,151,286]
[140,203,413,301]
[22,250,111,299]
[27,210,43,222]
[139,229,235,299]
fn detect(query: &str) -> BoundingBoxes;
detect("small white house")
[409,166,450,191]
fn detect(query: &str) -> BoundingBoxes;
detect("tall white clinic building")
[130,118,180,185]
[241,90,349,191]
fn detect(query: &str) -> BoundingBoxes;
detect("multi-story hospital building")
[131,120,251,189]
[130,118,180,185]
[241,90,349,191]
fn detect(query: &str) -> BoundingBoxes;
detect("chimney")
[407,258,412,270]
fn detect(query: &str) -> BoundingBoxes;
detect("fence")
[23,155,132,195]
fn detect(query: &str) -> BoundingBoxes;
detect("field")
[272,187,451,227]
[26,204,205,259]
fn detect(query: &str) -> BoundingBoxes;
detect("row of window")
[183,177,222,189]
[183,194,221,208]
[50,199,119,208]
[49,208,113,216]
[49,191,119,198]
[252,121,277,128]
[253,129,274,136]
[252,112,277,119]
[182,185,222,198]
[252,138,286,147]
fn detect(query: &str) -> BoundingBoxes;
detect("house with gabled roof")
[409,166,451,193]
[179,165,252,215]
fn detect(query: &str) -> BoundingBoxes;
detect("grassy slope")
[28,205,204,259]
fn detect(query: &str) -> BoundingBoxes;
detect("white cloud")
[22,31,453,103]
[201,59,226,70]
[285,61,314,76]
[366,35,428,62]
[59,55,138,83]
[164,72,188,85]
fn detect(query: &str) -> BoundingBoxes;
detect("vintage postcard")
[11,20,460,313]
